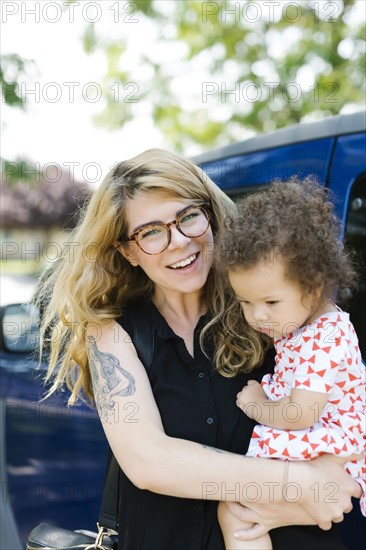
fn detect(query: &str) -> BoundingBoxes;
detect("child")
[217,178,365,550]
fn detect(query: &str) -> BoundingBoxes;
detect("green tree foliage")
[80,0,365,152]
[0,54,27,107]
[0,54,39,183]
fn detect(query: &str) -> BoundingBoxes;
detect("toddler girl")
[217,178,365,549]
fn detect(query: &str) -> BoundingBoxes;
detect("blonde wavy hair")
[38,148,267,403]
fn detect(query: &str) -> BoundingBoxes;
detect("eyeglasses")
[123,203,211,255]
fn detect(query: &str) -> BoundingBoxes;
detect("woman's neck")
[152,291,207,357]
[152,289,206,326]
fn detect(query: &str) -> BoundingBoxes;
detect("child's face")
[228,259,319,340]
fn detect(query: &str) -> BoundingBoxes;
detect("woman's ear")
[114,241,139,267]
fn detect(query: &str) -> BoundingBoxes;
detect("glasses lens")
[136,224,169,254]
[133,206,210,255]
[178,207,209,237]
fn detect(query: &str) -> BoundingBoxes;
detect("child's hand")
[236,380,267,419]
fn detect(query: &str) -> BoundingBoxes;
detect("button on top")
[206,417,214,424]
[198,372,205,378]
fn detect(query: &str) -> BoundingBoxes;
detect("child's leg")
[217,501,272,550]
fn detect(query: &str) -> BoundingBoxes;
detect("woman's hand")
[229,451,362,541]
[225,500,316,540]
[288,453,361,530]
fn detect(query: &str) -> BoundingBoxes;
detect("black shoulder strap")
[128,305,155,374]
[98,450,120,532]
[98,304,155,532]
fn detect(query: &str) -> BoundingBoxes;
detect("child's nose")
[252,306,269,322]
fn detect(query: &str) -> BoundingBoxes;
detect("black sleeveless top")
[116,302,347,550]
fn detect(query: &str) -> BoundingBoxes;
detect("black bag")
[26,437,120,549]
[26,522,117,550]
[26,307,154,550]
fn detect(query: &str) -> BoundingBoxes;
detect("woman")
[39,149,360,549]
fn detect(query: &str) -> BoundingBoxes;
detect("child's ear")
[311,278,325,305]
[114,241,139,267]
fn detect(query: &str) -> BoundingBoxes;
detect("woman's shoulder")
[116,301,154,333]
[115,301,170,347]
[84,303,154,342]
[86,318,118,338]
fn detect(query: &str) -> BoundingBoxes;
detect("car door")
[327,131,366,360]
[0,304,109,546]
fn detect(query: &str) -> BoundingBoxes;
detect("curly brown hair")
[221,176,358,302]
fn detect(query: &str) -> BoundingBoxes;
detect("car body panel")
[199,137,335,193]
[0,340,108,545]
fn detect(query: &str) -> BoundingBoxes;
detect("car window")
[2,303,40,353]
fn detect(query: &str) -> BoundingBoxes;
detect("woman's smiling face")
[121,195,214,300]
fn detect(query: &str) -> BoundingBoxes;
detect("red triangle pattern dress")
[246,308,366,516]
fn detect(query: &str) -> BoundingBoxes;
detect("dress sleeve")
[290,318,346,394]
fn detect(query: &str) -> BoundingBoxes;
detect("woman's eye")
[180,212,198,224]
[140,227,163,239]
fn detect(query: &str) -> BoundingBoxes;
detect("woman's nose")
[167,225,191,249]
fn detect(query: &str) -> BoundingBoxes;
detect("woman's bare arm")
[225,451,360,539]
[87,321,361,528]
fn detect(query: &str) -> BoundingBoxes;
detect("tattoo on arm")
[87,335,136,423]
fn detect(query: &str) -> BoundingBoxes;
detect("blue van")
[193,111,366,361]
[1,112,365,549]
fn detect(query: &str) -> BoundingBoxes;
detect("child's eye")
[239,300,250,305]
[266,301,278,305]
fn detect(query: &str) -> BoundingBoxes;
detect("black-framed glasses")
[123,203,211,255]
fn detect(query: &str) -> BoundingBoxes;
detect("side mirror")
[0,303,40,353]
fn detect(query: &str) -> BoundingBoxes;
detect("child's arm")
[237,380,328,430]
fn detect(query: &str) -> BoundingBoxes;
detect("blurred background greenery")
[1,0,365,287]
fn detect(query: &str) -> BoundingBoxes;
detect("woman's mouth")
[167,253,199,270]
